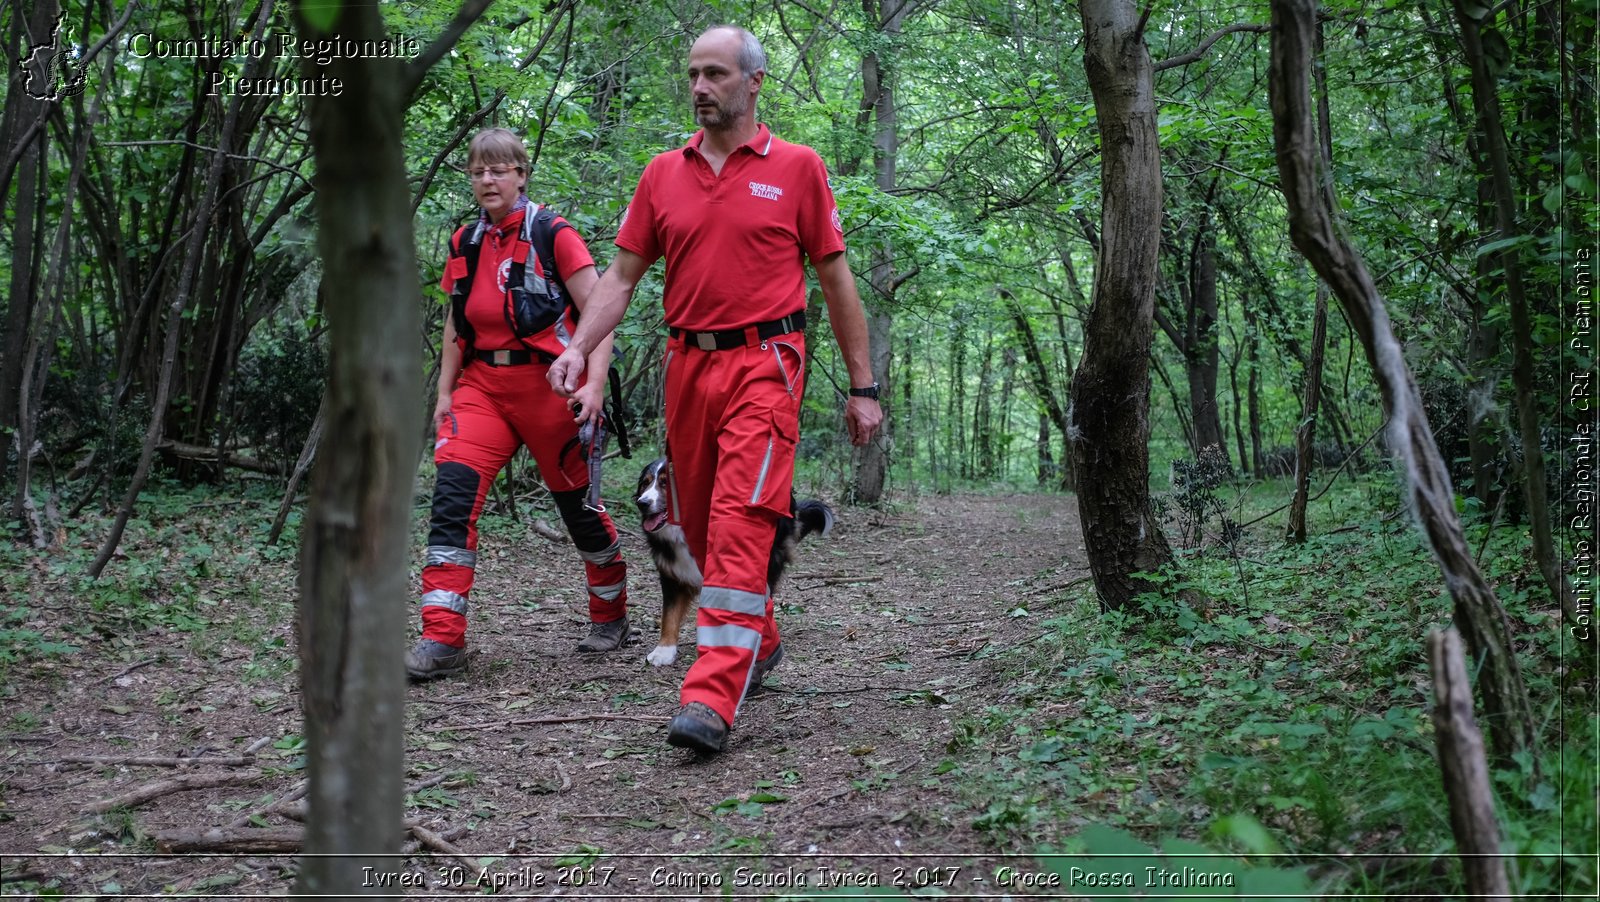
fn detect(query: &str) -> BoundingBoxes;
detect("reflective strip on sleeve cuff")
[699,585,768,616]
[589,580,626,602]
[695,623,763,653]
[578,541,622,565]
[421,590,468,614]
[426,545,477,569]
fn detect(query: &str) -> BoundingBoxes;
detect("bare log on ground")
[60,755,256,768]
[156,826,304,854]
[1428,628,1511,901]
[86,769,264,814]
[154,818,471,860]
[156,441,285,475]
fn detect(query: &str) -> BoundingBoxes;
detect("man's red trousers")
[663,330,806,727]
[420,361,627,648]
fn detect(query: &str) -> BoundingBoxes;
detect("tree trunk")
[1187,212,1227,461]
[1243,302,1265,473]
[1288,24,1335,544]
[1069,0,1176,611]
[951,321,968,481]
[1466,174,1503,508]
[1006,290,1073,487]
[1270,0,1534,764]
[1452,0,1576,629]
[852,0,905,505]
[1288,284,1328,542]
[974,332,995,478]
[286,0,442,892]
[1226,321,1250,474]
[0,0,57,436]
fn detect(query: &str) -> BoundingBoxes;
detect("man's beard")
[695,87,749,129]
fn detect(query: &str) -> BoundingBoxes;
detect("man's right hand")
[547,347,588,397]
[433,393,453,431]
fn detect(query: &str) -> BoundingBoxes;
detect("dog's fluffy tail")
[795,499,835,540]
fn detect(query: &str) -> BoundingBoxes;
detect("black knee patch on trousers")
[551,487,612,553]
[428,462,483,548]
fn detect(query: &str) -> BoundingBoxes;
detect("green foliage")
[230,325,327,469]
[939,475,1592,897]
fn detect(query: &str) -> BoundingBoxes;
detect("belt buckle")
[695,332,717,352]
[491,350,511,366]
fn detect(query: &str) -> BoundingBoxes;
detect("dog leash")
[578,415,608,513]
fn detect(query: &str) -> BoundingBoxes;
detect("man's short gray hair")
[705,24,766,76]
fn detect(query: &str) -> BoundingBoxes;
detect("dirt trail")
[1,492,1087,897]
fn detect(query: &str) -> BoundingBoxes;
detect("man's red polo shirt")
[615,124,846,332]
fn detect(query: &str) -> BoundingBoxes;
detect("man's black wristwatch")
[848,382,880,400]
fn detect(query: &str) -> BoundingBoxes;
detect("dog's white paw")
[646,644,678,667]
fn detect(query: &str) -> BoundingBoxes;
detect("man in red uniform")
[549,25,883,753]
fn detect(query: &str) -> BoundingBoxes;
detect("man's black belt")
[669,311,806,351]
[473,348,558,366]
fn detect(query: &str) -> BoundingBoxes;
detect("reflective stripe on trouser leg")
[553,487,628,624]
[684,608,765,725]
[420,461,492,648]
[666,334,803,727]
[586,557,627,622]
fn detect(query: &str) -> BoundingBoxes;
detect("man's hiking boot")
[577,616,633,653]
[406,639,467,681]
[751,642,784,690]
[666,701,727,754]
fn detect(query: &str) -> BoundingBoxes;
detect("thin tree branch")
[1154,23,1270,72]
[401,0,497,101]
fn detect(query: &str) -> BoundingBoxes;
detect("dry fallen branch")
[154,818,474,857]
[423,712,670,735]
[1026,576,1093,597]
[100,657,159,684]
[39,769,269,838]
[223,780,307,831]
[530,519,568,544]
[156,826,304,854]
[59,755,256,768]
[87,769,264,814]
[409,820,481,874]
[797,575,882,587]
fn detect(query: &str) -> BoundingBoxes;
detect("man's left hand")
[568,381,605,428]
[845,397,883,447]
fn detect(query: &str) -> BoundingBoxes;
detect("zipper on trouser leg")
[748,433,776,505]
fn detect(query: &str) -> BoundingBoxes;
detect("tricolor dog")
[633,458,833,667]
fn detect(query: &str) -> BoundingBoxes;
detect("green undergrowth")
[937,473,1595,898]
[0,479,301,682]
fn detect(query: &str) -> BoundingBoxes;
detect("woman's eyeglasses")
[467,165,520,180]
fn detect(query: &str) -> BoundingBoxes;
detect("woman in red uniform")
[406,128,631,680]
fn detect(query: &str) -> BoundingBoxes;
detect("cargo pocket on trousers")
[747,407,799,519]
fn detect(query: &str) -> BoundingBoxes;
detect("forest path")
[1,491,1090,896]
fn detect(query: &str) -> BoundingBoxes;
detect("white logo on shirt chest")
[748,181,784,201]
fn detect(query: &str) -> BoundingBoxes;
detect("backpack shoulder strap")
[448,221,485,348]
[523,205,574,302]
